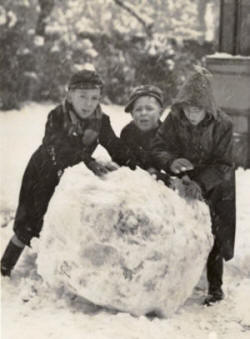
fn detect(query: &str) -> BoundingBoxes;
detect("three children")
[1,67,236,308]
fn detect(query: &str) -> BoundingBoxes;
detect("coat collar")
[61,100,103,140]
[132,120,162,136]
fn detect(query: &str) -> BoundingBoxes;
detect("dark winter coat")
[120,121,161,170]
[43,102,132,171]
[151,71,236,261]
[152,108,234,191]
[120,121,170,185]
[13,102,133,245]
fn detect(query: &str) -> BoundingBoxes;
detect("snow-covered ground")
[1,102,250,339]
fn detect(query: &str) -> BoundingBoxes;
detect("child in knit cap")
[120,85,170,184]
[1,68,135,277]
[151,66,236,306]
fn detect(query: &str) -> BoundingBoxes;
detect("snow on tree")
[0,0,217,108]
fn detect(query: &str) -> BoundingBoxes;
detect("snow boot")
[1,240,24,276]
[203,287,224,306]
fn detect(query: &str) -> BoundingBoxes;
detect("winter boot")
[203,287,224,306]
[1,240,24,276]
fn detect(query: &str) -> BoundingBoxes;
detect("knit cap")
[125,85,163,113]
[68,69,103,90]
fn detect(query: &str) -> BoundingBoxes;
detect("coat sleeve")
[43,109,91,169]
[194,120,234,193]
[151,114,181,171]
[120,126,149,169]
[99,115,135,167]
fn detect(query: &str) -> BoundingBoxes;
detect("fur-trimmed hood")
[172,66,217,118]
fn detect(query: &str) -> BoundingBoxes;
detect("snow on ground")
[1,102,250,339]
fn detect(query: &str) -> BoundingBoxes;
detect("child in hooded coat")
[1,69,135,277]
[151,66,236,306]
[120,85,170,185]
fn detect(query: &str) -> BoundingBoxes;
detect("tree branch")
[112,0,153,36]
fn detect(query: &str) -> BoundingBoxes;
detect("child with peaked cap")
[120,85,170,185]
[151,66,236,306]
[1,68,136,277]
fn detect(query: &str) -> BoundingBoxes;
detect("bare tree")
[112,0,154,36]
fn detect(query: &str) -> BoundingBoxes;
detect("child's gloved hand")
[170,175,203,201]
[184,179,203,200]
[148,168,171,186]
[124,158,137,170]
[86,160,110,176]
[103,162,119,172]
[170,158,194,174]
[147,167,158,178]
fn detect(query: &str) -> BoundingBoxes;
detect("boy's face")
[68,88,101,119]
[183,105,206,126]
[131,96,162,131]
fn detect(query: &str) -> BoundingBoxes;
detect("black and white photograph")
[0,0,250,338]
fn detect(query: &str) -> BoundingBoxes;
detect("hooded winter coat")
[13,101,134,245]
[151,68,236,261]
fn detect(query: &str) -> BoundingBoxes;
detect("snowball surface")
[37,165,212,317]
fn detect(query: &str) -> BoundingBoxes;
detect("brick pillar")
[219,0,250,56]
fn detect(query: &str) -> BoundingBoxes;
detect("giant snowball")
[36,165,213,317]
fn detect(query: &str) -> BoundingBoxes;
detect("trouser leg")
[2,150,60,276]
[205,174,236,261]
[203,239,224,305]
[206,239,223,293]
[1,235,25,276]
[13,163,60,246]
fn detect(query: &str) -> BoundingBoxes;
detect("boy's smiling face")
[183,104,206,126]
[68,88,101,119]
[131,96,162,131]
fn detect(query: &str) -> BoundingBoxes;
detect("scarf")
[62,100,103,147]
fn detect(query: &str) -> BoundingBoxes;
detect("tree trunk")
[36,0,55,36]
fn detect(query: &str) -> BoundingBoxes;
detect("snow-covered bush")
[0,1,38,109]
[0,0,215,109]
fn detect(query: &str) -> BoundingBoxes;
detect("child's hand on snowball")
[170,158,194,174]
[184,180,203,201]
[147,167,158,179]
[86,160,110,176]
